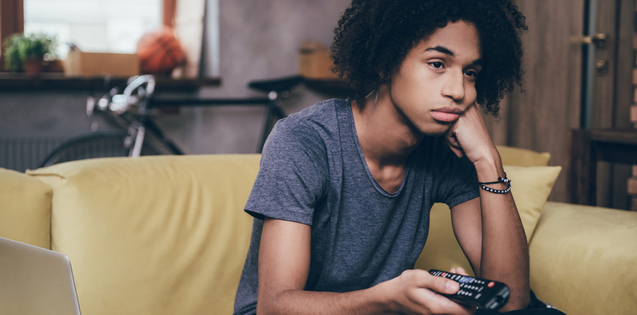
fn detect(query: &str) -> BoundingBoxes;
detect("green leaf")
[2,33,58,71]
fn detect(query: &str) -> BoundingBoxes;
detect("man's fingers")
[445,119,465,158]
[411,270,459,294]
[399,270,474,315]
[447,134,464,158]
[450,267,469,276]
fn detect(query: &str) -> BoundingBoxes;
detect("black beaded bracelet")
[478,173,511,194]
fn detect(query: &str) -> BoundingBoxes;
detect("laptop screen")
[0,237,81,315]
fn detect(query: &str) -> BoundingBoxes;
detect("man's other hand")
[377,269,476,315]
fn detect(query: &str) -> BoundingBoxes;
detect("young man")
[235,1,564,314]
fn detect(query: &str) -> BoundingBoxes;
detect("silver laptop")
[0,236,81,315]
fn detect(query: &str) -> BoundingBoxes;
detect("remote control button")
[488,281,495,288]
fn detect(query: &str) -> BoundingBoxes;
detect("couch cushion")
[496,145,551,166]
[0,168,51,248]
[414,164,561,275]
[28,155,260,315]
[529,201,637,315]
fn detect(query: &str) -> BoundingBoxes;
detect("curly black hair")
[330,0,527,116]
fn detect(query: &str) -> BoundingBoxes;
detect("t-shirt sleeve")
[244,119,328,226]
[431,144,480,209]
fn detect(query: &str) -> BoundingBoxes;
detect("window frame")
[0,0,174,72]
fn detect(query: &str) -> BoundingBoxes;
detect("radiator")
[0,135,70,172]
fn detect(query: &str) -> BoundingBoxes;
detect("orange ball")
[137,27,186,75]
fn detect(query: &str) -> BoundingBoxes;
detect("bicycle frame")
[149,91,284,153]
[89,74,299,157]
[41,75,302,168]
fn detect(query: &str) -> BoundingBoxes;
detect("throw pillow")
[414,165,562,275]
[496,145,551,167]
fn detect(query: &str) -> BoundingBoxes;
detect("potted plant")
[3,33,57,75]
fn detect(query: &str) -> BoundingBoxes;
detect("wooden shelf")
[0,73,221,91]
[570,129,637,207]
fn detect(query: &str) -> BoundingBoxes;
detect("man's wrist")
[473,153,504,184]
[367,279,397,313]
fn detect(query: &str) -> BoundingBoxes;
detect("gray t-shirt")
[233,99,479,314]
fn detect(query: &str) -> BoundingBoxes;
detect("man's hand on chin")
[445,104,499,167]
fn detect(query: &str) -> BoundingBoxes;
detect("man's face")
[388,20,482,137]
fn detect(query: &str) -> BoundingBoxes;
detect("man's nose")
[442,70,465,102]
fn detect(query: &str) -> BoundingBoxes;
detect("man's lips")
[431,107,464,123]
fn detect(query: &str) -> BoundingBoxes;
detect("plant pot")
[24,58,44,76]
[43,59,65,73]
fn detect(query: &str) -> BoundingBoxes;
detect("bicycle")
[39,74,304,167]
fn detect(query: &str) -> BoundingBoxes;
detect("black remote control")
[429,269,510,310]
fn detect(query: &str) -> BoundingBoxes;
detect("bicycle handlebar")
[84,74,305,154]
[101,74,304,112]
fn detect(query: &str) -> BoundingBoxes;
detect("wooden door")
[484,0,585,203]
[484,0,634,206]
[590,0,634,209]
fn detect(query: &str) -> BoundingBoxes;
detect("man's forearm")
[474,157,530,312]
[258,286,389,315]
[258,270,472,315]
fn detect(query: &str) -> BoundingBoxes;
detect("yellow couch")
[0,148,635,315]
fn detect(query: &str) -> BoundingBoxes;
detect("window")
[24,0,162,59]
[1,0,219,77]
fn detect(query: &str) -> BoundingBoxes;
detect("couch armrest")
[529,201,637,315]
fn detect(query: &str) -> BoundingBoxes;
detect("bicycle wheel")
[39,130,161,168]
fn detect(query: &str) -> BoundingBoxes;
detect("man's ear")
[378,70,390,81]
[377,71,392,92]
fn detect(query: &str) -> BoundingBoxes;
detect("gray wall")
[173,0,351,154]
[0,0,351,160]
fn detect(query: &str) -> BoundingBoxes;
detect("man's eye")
[464,70,478,77]
[430,62,444,69]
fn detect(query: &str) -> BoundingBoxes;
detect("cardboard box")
[64,50,139,77]
[299,49,338,80]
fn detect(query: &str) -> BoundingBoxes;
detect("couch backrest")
[0,167,51,248]
[16,146,551,314]
[28,155,260,315]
